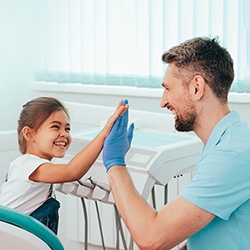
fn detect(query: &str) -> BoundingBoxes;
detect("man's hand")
[102,99,134,171]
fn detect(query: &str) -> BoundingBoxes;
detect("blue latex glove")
[103,99,134,171]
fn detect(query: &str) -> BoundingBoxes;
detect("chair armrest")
[0,206,64,250]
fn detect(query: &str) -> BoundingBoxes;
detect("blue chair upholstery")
[0,205,64,250]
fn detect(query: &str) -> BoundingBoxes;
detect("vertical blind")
[36,0,250,92]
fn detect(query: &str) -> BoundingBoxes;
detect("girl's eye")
[51,125,59,129]
[65,127,71,132]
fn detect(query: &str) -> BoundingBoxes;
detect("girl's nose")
[60,130,68,137]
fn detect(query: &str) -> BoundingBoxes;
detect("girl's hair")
[17,97,70,154]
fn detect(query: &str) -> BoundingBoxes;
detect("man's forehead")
[163,64,175,79]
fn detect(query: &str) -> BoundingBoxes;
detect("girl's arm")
[29,100,128,183]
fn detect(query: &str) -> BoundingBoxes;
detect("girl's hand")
[100,99,129,139]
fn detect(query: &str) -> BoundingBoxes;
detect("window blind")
[35,0,250,92]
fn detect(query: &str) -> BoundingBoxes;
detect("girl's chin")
[50,152,66,159]
[54,154,66,158]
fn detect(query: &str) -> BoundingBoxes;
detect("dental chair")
[0,205,64,250]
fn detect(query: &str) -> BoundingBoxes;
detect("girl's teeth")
[54,142,66,146]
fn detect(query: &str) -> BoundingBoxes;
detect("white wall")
[0,0,43,131]
[1,0,249,132]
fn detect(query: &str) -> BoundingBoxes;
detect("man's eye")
[162,85,169,91]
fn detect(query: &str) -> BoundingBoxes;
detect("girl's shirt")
[0,154,51,214]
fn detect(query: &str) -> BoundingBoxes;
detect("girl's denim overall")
[30,185,60,234]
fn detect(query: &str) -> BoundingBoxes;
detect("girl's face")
[27,110,72,160]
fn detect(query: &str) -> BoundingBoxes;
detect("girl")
[0,96,128,234]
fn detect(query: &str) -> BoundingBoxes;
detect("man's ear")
[190,75,206,101]
[22,126,35,142]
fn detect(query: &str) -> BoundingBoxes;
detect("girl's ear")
[22,126,35,142]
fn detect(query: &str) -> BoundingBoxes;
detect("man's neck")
[194,103,230,145]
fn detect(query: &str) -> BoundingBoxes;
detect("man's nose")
[160,91,168,108]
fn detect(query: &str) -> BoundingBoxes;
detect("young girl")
[0,96,128,234]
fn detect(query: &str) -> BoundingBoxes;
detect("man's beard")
[175,112,197,132]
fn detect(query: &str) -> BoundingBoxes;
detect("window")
[35,0,250,93]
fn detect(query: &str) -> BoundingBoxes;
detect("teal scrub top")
[180,111,250,250]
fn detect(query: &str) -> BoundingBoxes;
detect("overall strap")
[48,184,56,199]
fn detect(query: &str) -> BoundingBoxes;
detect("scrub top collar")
[200,110,241,156]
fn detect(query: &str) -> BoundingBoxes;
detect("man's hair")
[17,97,70,154]
[162,37,234,103]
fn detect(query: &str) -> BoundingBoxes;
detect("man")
[102,37,250,249]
